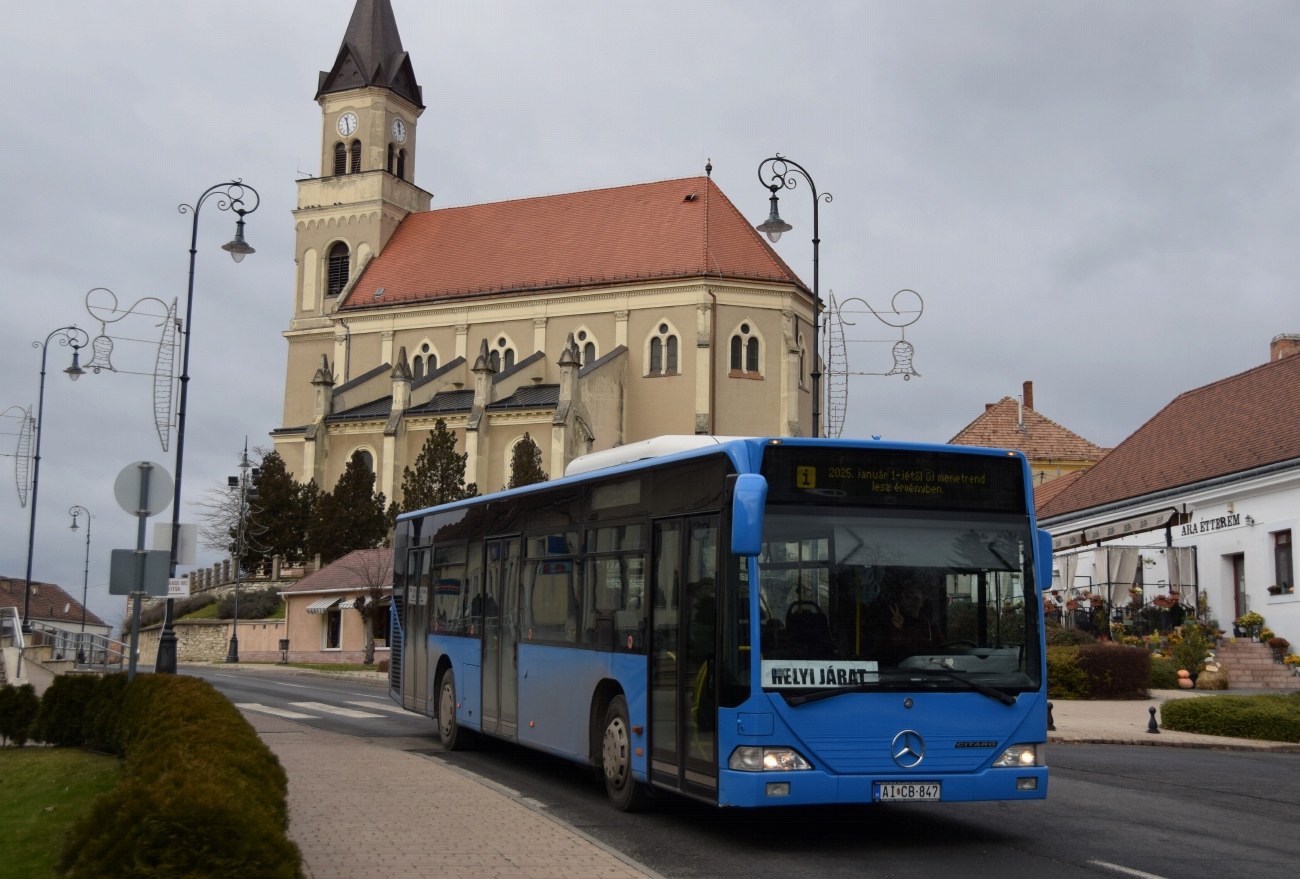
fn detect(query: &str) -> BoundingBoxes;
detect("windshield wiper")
[781,669,1018,707]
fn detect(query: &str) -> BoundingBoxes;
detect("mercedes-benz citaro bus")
[388,436,1050,810]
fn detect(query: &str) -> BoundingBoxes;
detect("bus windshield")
[757,508,1040,692]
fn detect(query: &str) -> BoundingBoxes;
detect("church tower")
[289,0,432,329]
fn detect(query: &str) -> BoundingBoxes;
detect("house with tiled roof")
[278,549,393,664]
[275,0,814,500]
[0,576,108,637]
[949,381,1110,486]
[1038,335,1300,661]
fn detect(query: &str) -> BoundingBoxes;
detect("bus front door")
[405,548,431,714]
[481,537,520,738]
[650,516,719,795]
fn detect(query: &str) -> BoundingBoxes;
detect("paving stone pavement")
[243,711,660,879]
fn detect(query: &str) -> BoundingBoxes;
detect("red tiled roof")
[1033,469,1083,514]
[280,549,393,594]
[949,397,1109,463]
[340,176,808,309]
[1038,352,1300,519]
[0,577,106,627]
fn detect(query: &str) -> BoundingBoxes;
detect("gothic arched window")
[333,142,347,176]
[349,140,362,174]
[387,143,395,174]
[728,321,763,378]
[412,357,424,380]
[646,321,679,376]
[326,243,350,297]
[396,149,407,181]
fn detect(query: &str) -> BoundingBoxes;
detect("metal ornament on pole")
[157,181,260,676]
[756,155,831,438]
[21,326,90,633]
[111,461,173,681]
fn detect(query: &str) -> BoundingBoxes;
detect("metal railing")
[1,609,127,673]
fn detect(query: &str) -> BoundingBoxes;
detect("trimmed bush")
[44,674,302,879]
[376,658,390,674]
[1162,693,1300,742]
[1074,644,1150,699]
[0,683,40,746]
[31,674,101,747]
[1047,647,1089,699]
[218,587,283,620]
[1047,626,1096,647]
[1149,657,1180,690]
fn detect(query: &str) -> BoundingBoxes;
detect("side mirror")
[1037,529,1054,591]
[731,474,768,557]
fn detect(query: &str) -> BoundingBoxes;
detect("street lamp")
[157,181,260,675]
[21,326,90,632]
[225,440,259,664]
[756,155,831,437]
[69,505,91,663]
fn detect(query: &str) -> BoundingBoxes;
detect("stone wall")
[137,620,231,664]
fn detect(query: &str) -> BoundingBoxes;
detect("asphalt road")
[193,666,1300,879]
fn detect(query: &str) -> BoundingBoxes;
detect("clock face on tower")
[392,119,407,143]
[337,113,358,137]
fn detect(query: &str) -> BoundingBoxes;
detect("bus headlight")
[993,744,1042,768]
[729,746,813,772]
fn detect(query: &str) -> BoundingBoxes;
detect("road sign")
[109,549,171,596]
[167,577,190,598]
[153,522,197,565]
[114,462,173,517]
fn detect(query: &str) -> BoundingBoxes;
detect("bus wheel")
[602,696,649,811]
[438,670,470,751]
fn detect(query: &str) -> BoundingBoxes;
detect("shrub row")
[1161,693,1300,742]
[218,587,283,620]
[0,683,39,746]
[1047,644,1151,699]
[29,673,302,878]
[138,593,217,628]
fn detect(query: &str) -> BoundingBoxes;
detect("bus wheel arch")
[589,679,624,766]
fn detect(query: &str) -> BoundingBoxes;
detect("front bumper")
[718,765,1048,807]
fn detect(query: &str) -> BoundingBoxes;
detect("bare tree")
[339,548,394,665]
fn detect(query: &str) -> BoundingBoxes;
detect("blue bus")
[389,437,1050,810]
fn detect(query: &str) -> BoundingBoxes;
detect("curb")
[1049,735,1300,753]
[181,662,387,686]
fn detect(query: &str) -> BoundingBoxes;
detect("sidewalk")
[243,710,659,879]
[1048,689,1300,752]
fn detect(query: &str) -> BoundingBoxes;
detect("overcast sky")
[3,1,1298,631]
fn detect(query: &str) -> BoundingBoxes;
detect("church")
[274,0,815,501]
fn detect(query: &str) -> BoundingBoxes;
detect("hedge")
[34,673,301,879]
[138,593,217,628]
[1047,644,1150,699]
[1149,657,1180,690]
[218,587,283,620]
[1162,693,1300,742]
[0,683,40,746]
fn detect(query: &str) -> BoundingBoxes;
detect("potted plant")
[1284,654,1300,675]
[1267,637,1290,662]
[1235,611,1265,642]
[1268,584,1283,596]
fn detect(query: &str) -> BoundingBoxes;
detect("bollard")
[1146,705,1160,734]
[1046,701,1056,731]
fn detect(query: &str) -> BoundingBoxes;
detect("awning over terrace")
[304,596,342,614]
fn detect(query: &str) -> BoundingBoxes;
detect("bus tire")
[602,696,649,811]
[438,669,470,751]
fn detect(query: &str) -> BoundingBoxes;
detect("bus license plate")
[874,782,940,802]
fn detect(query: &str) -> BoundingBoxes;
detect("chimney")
[1022,381,1034,411]
[985,403,994,411]
[1271,334,1300,363]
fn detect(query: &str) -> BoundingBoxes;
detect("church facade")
[274,0,815,502]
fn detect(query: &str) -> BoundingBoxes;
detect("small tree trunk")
[362,611,376,665]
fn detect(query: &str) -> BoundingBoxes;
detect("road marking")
[236,702,318,720]
[1089,860,1170,879]
[271,681,317,689]
[345,700,409,714]
[290,701,383,718]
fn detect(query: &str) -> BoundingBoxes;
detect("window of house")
[396,148,406,180]
[729,322,762,378]
[326,243,350,297]
[1275,530,1293,592]
[323,608,342,649]
[349,140,362,174]
[647,322,679,376]
[387,143,395,174]
[333,142,347,176]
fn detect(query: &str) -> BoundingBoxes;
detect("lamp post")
[756,155,831,438]
[225,440,258,664]
[69,505,91,663]
[20,326,90,632]
[156,181,259,675]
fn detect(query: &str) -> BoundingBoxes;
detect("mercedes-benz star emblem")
[891,730,925,768]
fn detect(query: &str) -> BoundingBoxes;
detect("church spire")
[317,0,423,108]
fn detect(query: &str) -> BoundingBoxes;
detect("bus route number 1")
[797,467,816,489]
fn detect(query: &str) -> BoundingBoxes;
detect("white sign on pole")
[153,523,197,565]
[167,577,190,598]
